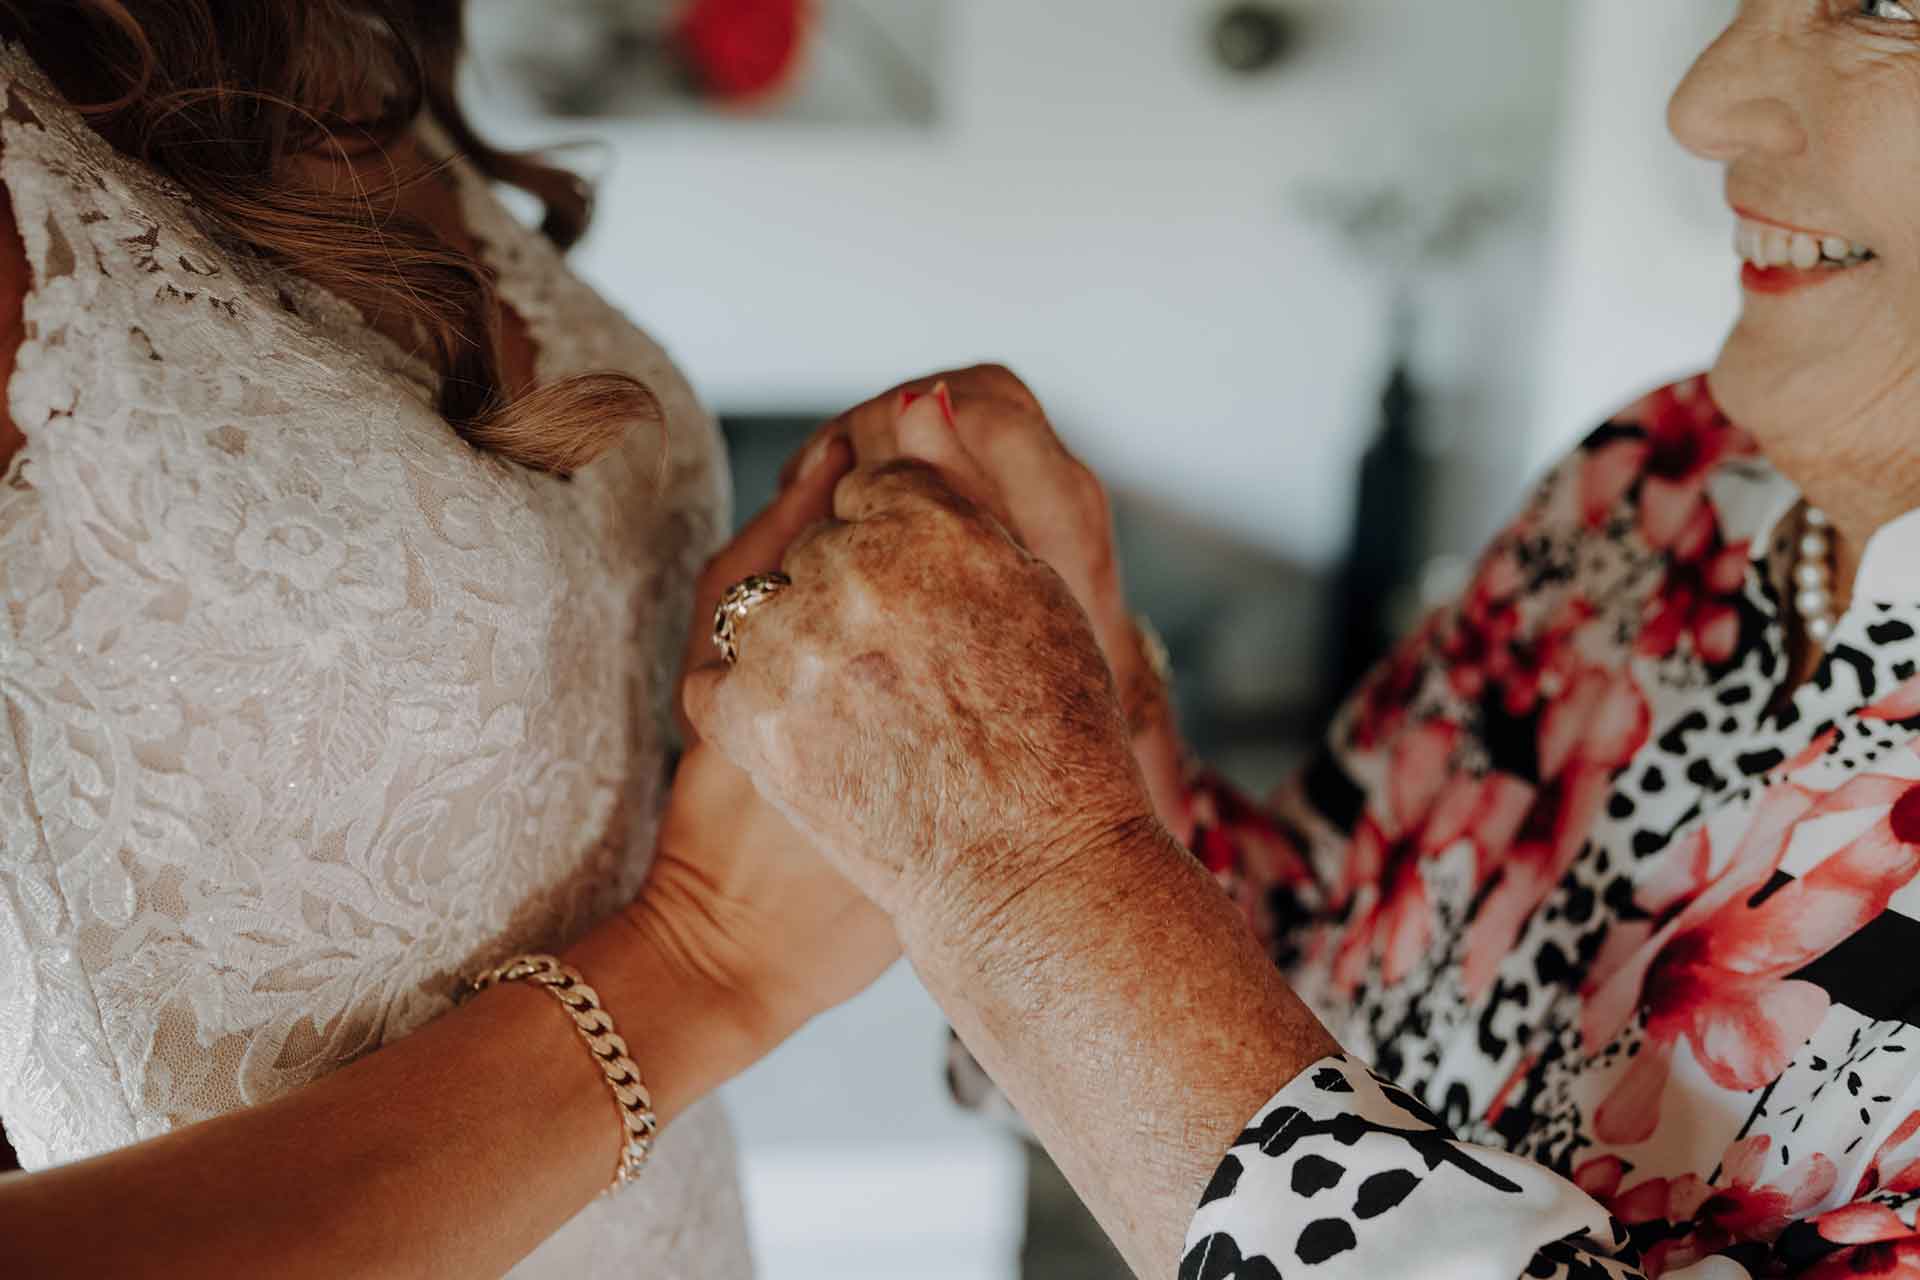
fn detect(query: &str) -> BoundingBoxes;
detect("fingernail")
[933,381,956,428]
[897,389,924,414]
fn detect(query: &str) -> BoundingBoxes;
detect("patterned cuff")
[1182,1055,1646,1280]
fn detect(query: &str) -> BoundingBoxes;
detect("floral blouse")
[1176,378,1920,1279]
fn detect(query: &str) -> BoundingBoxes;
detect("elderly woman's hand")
[684,454,1159,931]
[782,368,1188,838]
[686,451,1336,1279]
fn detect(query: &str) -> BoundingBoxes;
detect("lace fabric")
[0,42,752,1276]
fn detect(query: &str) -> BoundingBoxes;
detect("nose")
[1668,15,1808,162]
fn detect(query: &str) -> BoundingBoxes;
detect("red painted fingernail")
[934,382,956,428]
[897,389,923,413]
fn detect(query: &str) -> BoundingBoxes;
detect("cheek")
[1831,62,1920,265]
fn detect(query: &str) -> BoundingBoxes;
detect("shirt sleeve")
[1183,1054,1693,1280]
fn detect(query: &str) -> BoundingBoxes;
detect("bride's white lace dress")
[0,42,755,1277]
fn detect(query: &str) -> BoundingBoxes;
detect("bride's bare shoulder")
[0,157,24,473]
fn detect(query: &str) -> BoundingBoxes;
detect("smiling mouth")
[1734,215,1877,296]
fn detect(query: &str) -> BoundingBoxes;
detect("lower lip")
[1741,262,1862,295]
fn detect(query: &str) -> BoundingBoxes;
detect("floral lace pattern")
[0,43,753,1277]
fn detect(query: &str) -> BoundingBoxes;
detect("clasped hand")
[653,368,1178,1026]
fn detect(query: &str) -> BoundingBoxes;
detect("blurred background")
[457,1,1742,1275]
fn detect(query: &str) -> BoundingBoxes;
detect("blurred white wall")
[1528,0,1741,470]
[469,0,1573,567]
[720,965,1026,1280]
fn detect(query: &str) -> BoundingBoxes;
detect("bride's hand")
[656,435,898,1041]
[786,368,1186,837]
[634,742,901,1044]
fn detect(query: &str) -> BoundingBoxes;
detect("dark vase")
[1324,351,1428,718]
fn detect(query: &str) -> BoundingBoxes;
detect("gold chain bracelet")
[463,953,658,1191]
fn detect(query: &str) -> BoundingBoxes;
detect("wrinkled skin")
[780,365,1189,839]
[684,444,1157,925]
[683,403,1337,1279]
[656,364,1165,1045]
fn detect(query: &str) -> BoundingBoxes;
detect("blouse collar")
[1708,452,1920,607]
[1857,507,1920,603]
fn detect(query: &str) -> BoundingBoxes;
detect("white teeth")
[1734,216,1875,269]
[1764,226,1791,266]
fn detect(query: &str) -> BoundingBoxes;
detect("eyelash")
[1862,0,1919,21]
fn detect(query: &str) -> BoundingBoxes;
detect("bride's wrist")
[559,905,769,1127]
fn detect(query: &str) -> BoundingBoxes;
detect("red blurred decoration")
[674,0,815,104]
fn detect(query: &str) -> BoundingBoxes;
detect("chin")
[1708,302,1870,449]
[1707,326,1793,438]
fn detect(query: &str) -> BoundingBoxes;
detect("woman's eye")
[1864,0,1919,21]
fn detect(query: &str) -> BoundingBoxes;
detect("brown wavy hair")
[0,0,658,473]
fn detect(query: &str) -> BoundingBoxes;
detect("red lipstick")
[1740,262,1853,295]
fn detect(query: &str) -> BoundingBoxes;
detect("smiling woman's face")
[1674,0,1920,514]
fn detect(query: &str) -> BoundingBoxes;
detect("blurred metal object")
[1209,3,1298,77]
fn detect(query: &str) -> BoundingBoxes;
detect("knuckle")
[871,456,937,485]
[780,530,823,576]
[944,506,1014,562]
[968,362,1036,405]
[1068,461,1106,511]
[870,458,955,510]
[970,408,1022,451]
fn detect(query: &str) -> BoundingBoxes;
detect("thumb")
[679,437,851,743]
[892,388,1015,532]
[734,436,852,572]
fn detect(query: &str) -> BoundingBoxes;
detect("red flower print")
[1579,377,1753,550]
[1857,1111,1920,1199]
[1578,1136,1837,1276]
[1330,720,1533,995]
[1865,674,1920,725]
[1811,1203,1920,1279]
[1449,596,1596,728]
[1484,1052,1539,1127]
[1459,662,1649,997]
[1487,598,1595,720]
[1780,727,1842,778]
[1351,614,1438,751]
[1435,547,1525,701]
[1187,768,1316,948]
[1582,774,1920,1146]
[1636,515,1750,667]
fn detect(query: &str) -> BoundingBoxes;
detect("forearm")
[0,911,764,1279]
[905,819,1338,1280]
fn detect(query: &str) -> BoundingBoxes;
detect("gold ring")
[712,572,792,666]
